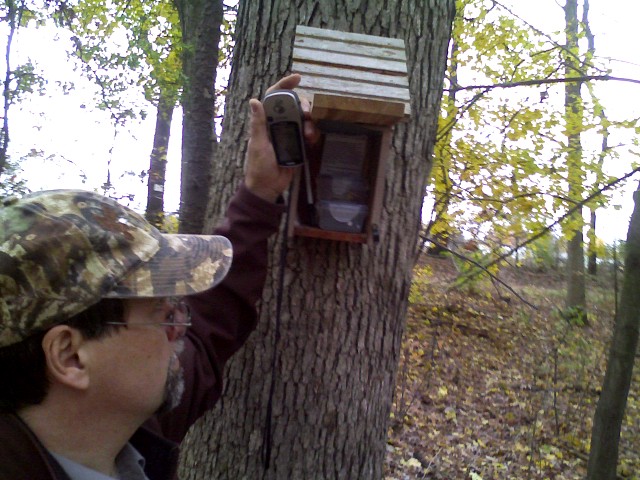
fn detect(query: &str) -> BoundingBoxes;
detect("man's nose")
[166,323,188,342]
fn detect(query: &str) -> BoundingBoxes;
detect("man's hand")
[244,74,320,203]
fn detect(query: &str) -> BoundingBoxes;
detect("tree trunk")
[587,209,597,275]
[0,0,22,178]
[145,91,174,228]
[566,230,586,308]
[586,182,640,480]
[584,0,608,278]
[174,0,224,234]
[426,34,459,258]
[182,1,455,479]
[564,0,586,311]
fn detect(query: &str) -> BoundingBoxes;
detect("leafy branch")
[455,166,640,287]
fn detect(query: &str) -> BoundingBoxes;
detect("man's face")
[87,298,187,419]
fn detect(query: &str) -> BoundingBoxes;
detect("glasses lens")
[169,297,191,325]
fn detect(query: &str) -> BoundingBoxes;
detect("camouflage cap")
[0,189,233,348]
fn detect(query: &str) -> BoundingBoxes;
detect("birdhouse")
[290,25,411,244]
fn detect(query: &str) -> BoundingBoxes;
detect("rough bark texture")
[564,0,586,311]
[586,184,640,479]
[183,1,455,479]
[175,0,224,234]
[145,92,174,228]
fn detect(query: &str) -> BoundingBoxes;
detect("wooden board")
[295,25,405,50]
[293,47,407,74]
[292,225,368,244]
[292,25,411,123]
[310,94,405,126]
[293,62,409,88]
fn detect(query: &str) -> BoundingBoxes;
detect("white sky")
[5,0,640,243]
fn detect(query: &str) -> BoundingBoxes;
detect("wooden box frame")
[287,26,410,244]
[287,121,393,244]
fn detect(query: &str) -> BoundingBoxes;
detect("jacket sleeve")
[151,182,286,443]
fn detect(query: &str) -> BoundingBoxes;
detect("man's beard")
[156,341,186,415]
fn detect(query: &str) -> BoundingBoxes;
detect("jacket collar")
[0,412,71,480]
[0,412,179,480]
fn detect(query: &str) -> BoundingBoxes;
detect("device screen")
[270,122,304,166]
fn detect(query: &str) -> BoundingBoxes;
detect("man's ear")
[41,326,90,390]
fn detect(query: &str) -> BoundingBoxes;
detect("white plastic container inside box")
[316,200,368,233]
[316,174,369,203]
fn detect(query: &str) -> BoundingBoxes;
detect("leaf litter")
[385,255,640,480]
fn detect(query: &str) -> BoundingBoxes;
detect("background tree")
[61,0,237,229]
[586,181,640,479]
[0,0,22,177]
[425,0,637,299]
[173,0,224,234]
[563,0,587,314]
[423,0,465,255]
[58,0,182,223]
[178,1,456,478]
[0,0,47,183]
[426,0,569,272]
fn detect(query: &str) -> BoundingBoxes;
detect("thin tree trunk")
[145,92,174,228]
[587,182,640,479]
[587,209,597,275]
[564,0,586,311]
[174,0,224,234]
[566,231,586,309]
[0,0,22,178]
[427,36,459,257]
[583,0,603,278]
[182,1,455,479]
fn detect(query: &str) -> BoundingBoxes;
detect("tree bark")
[583,0,603,278]
[145,91,174,229]
[564,0,586,311]
[174,0,224,234]
[586,182,640,480]
[587,209,597,275]
[181,1,455,479]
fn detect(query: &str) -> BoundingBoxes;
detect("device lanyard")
[261,185,292,473]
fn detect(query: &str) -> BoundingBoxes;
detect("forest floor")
[384,253,640,480]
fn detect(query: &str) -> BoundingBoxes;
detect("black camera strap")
[261,186,292,473]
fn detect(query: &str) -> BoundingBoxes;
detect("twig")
[449,75,640,93]
[454,166,640,287]
[426,240,540,311]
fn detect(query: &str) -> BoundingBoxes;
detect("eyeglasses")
[105,297,191,339]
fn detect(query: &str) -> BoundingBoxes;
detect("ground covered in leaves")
[384,255,640,480]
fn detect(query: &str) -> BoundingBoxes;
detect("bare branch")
[450,75,640,93]
[454,166,640,286]
[422,239,541,311]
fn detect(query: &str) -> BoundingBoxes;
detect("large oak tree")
[180,1,456,478]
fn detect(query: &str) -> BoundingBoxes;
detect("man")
[0,74,316,480]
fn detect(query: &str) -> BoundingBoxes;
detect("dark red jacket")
[0,184,285,480]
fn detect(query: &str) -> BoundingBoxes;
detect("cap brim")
[104,234,233,298]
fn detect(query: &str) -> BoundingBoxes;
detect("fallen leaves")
[384,255,640,480]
